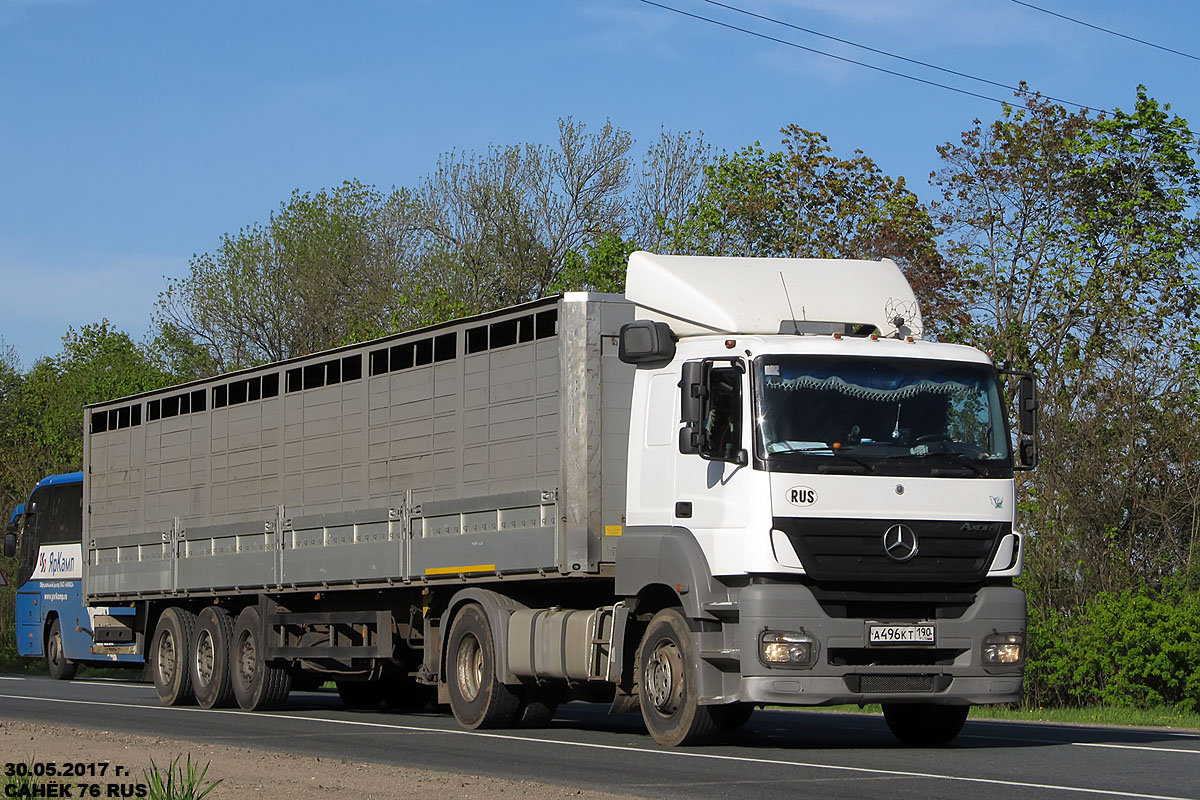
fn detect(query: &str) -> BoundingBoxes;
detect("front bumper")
[728,583,1025,706]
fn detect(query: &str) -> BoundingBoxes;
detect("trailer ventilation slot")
[369,332,457,377]
[91,402,142,434]
[287,354,364,392]
[212,373,279,409]
[465,309,557,355]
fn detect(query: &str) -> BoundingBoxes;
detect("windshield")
[754,355,1012,478]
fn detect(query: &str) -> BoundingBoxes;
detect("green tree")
[934,87,1200,608]
[155,180,422,371]
[413,117,634,316]
[666,125,961,335]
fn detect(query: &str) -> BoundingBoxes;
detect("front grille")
[848,674,944,693]
[775,517,1007,583]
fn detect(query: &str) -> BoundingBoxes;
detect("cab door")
[673,360,768,575]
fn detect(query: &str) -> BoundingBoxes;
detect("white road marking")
[960,732,1200,754]
[0,693,1196,800]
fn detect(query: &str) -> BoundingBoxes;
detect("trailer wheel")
[637,608,719,747]
[190,607,236,708]
[45,618,77,681]
[151,607,197,705]
[446,603,520,729]
[230,606,291,710]
[882,703,969,746]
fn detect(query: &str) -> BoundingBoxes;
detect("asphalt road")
[1,674,1197,800]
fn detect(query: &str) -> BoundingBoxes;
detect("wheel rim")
[195,629,216,686]
[237,632,256,686]
[157,630,177,686]
[455,632,483,702]
[48,629,63,668]
[645,637,683,715]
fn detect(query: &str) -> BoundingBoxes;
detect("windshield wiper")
[896,449,989,477]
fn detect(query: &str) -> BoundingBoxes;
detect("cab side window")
[700,367,742,462]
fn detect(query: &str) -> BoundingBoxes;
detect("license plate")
[868,624,935,645]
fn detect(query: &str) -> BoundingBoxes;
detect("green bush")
[1026,585,1200,711]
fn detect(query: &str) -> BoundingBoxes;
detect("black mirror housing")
[3,532,14,558]
[1019,375,1038,436]
[619,320,676,364]
[679,361,705,425]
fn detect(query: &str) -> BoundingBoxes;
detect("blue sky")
[2,0,1197,366]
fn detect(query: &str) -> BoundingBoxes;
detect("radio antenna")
[780,272,802,335]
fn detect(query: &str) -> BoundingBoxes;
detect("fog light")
[760,630,816,666]
[982,632,1024,665]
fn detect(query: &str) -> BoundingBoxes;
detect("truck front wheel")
[637,608,719,746]
[190,607,236,709]
[446,603,520,729]
[151,607,196,705]
[46,618,77,681]
[882,702,969,746]
[230,606,291,710]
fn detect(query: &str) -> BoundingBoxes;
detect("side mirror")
[618,320,676,364]
[1019,439,1038,470]
[678,361,705,455]
[1018,375,1038,437]
[3,532,15,558]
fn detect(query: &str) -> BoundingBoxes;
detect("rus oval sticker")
[786,486,817,507]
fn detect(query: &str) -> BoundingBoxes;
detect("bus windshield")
[754,355,1012,478]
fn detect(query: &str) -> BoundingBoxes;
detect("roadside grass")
[4,756,222,800]
[4,761,39,795]
[796,703,1200,730]
[144,755,222,800]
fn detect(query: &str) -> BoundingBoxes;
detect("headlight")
[981,632,1024,665]
[760,630,816,667]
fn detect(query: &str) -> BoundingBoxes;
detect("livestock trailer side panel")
[84,294,634,601]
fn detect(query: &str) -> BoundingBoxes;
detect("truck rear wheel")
[637,608,719,747]
[46,618,77,681]
[446,603,520,729]
[230,606,291,710]
[190,607,236,709]
[151,607,197,705]
[882,702,969,746]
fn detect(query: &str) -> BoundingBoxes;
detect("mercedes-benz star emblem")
[883,523,919,562]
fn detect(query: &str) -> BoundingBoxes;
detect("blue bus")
[4,472,142,678]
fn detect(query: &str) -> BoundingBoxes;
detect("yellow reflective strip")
[424,564,496,576]
[604,525,623,537]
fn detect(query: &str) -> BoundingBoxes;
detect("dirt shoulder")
[0,717,633,800]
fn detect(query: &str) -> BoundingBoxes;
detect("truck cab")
[615,252,1035,745]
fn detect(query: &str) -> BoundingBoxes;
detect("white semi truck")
[62,252,1035,746]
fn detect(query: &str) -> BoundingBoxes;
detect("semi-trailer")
[6,251,1036,746]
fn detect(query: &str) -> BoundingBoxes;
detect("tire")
[715,702,755,731]
[516,686,559,728]
[882,703,969,746]
[445,603,520,729]
[637,608,720,747]
[150,607,197,706]
[337,681,383,710]
[229,606,291,710]
[190,607,236,709]
[45,618,77,681]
